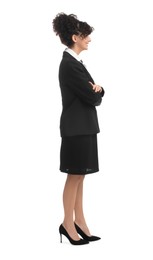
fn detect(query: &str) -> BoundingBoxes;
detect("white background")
[0,0,153,259]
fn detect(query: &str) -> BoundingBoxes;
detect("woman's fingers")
[89,82,102,93]
[89,81,94,88]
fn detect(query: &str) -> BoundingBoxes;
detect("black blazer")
[58,51,105,137]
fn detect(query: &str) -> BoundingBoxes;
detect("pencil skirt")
[60,134,99,175]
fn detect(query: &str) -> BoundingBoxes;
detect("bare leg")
[62,174,84,240]
[74,176,91,236]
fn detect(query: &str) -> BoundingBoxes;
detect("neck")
[71,46,82,55]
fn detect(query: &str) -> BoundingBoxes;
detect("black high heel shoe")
[59,224,89,245]
[74,223,101,242]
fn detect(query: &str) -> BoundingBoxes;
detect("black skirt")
[60,134,99,175]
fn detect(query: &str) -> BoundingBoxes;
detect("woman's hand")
[89,81,102,93]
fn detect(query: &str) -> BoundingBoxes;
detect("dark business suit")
[59,51,105,137]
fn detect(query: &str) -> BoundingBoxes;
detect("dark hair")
[52,12,94,47]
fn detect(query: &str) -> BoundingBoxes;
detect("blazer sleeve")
[60,60,104,106]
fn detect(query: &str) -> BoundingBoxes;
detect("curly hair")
[52,12,94,47]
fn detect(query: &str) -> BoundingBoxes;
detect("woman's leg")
[74,176,91,236]
[62,174,84,240]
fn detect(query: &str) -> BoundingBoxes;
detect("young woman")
[52,12,105,245]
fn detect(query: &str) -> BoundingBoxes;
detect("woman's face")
[72,34,91,53]
[79,35,91,50]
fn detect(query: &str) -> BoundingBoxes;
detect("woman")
[52,13,105,245]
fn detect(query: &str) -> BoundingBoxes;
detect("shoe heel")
[60,233,62,243]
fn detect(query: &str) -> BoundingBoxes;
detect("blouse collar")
[65,48,81,62]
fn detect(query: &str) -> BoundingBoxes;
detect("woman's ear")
[72,34,77,43]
